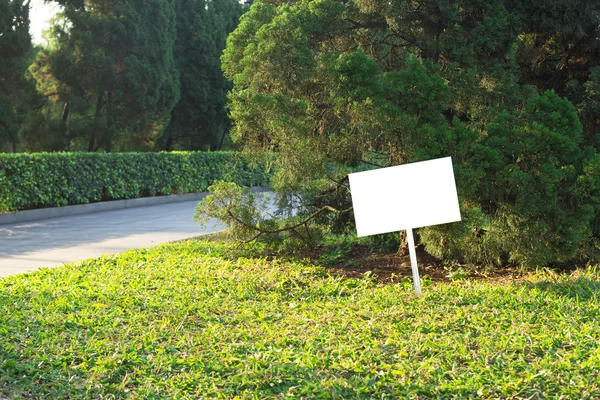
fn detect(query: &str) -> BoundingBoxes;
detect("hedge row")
[0,152,272,213]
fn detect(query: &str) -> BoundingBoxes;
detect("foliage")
[195,181,273,241]
[421,91,600,267]
[221,0,600,267]
[316,238,353,266]
[16,0,247,152]
[516,0,600,146]
[0,0,33,151]
[28,0,181,152]
[159,0,244,151]
[1,239,600,398]
[0,151,271,213]
[196,181,326,249]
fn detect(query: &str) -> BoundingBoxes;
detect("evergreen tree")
[160,0,243,151]
[0,0,32,152]
[30,0,180,151]
[221,0,600,267]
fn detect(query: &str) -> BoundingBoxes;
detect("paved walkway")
[0,201,225,277]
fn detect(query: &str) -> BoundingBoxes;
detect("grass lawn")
[1,239,599,399]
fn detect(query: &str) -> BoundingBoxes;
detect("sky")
[29,0,62,44]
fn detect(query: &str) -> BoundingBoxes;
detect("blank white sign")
[349,157,461,237]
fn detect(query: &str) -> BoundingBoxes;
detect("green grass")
[1,240,599,399]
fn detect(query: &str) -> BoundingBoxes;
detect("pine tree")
[0,0,32,152]
[160,0,243,151]
[220,0,600,267]
[30,0,180,151]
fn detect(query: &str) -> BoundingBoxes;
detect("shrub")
[0,151,271,213]
[220,0,600,268]
[420,92,600,267]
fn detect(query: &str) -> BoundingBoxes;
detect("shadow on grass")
[0,344,36,399]
[521,275,600,302]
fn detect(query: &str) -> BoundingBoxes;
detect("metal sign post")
[405,228,421,295]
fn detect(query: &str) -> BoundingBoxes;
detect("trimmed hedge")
[0,152,271,213]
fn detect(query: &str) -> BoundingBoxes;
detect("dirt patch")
[276,244,528,285]
[200,233,530,285]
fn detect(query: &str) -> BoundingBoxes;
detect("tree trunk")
[105,89,113,152]
[62,87,72,149]
[61,101,70,123]
[165,133,173,151]
[163,112,174,151]
[398,230,409,257]
[218,127,228,150]
[89,92,104,152]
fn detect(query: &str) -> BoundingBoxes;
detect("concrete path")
[0,201,225,277]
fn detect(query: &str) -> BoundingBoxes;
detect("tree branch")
[345,17,388,30]
[234,204,353,244]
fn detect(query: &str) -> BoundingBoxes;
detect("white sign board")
[348,157,461,237]
[348,157,461,295]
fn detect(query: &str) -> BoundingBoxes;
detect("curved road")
[0,200,225,277]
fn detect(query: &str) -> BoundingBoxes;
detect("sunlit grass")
[1,239,599,399]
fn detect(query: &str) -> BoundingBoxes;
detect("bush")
[420,92,600,268]
[0,151,271,213]
[221,0,600,268]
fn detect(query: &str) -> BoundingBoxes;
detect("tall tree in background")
[160,0,244,151]
[30,0,180,151]
[0,0,32,152]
